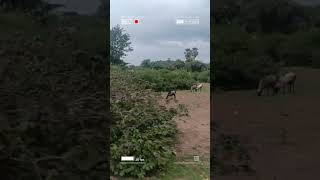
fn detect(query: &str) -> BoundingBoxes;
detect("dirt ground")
[214,67,320,180]
[161,83,210,159]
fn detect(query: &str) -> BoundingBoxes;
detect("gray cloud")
[111,0,210,65]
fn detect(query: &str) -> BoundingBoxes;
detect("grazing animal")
[191,83,203,92]
[257,75,278,96]
[191,84,197,92]
[275,72,296,94]
[166,90,176,99]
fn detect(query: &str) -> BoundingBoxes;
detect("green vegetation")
[134,56,210,92]
[158,161,210,180]
[140,58,209,72]
[110,25,133,65]
[109,21,211,178]
[132,68,210,92]
[213,0,320,90]
[0,7,108,180]
[133,68,196,91]
[111,66,178,178]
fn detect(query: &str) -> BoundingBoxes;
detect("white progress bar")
[121,156,135,161]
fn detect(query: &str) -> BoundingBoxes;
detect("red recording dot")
[134,19,139,24]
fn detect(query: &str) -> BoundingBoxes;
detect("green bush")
[197,70,210,83]
[134,68,198,91]
[185,60,208,72]
[111,66,177,178]
[214,51,279,90]
[0,13,109,180]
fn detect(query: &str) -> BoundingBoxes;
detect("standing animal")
[275,72,296,94]
[257,75,279,96]
[191,84,197,92]
[166,90,176,99]
[191,83,203,92]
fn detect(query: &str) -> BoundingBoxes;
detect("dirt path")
[161,83,210,159]
[214,67,320,180]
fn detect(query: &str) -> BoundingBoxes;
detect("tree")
[175,59,185,69]
[110,25,133,65]
[185,60,207,72]
[141,59,151,68]
[184,47,199,62]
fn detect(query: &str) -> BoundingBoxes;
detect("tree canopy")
[110,25,133,65]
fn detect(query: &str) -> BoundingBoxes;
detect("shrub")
[214,52,279,90]
[134,68,197,91]
[197,70,210,83]
[0,14,108,180]
[110,66,177,178]
[185,60,208,72]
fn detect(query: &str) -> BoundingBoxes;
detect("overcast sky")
[111,0,210,66]
[49,0,320,66]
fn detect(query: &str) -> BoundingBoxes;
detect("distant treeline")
[119,59,210,92]
[138,59,209,72]
[131,68,209,92]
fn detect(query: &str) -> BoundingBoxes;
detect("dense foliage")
[110,66,177,178]
[140,59,209,72]
[110,25,133,66]
[213,0,320,90]
[132,68,210,92]
[0,12,108,180]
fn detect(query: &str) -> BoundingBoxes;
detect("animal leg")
[293,82,295,92]
[288,84,291,93]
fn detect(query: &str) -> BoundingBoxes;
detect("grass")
[155,154,210,179]
[111,156,210,180]
[199,83,210,93]
[157,161,210,180]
